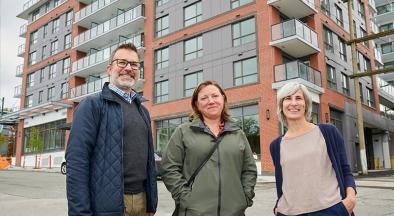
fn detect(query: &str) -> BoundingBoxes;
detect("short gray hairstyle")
[276,82,313,125]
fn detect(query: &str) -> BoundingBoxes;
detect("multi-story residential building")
[1,0,393,172]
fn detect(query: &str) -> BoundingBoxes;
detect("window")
[231,0,253,9]
[43,24,49,38]
[232,18,256,47]
[360,27,368,47]
[49,63,56,79]
[381,42,394,54]
[326,64,336,90]
[353,20,357,38]
[52,18,60,33]
[54,0,61,7]
[27,72,35,87]
[321,0,330,16]
[25,95,33,108]
[155,116,188,156]
[61,82,68,99]
[155,47,169,69]
[28,51,37,65]
[234,57,258,86]
[51,40,58,55]
[230,104,260,156]
[155,15,169,37]
[47,86,55,101]
[44,2,50,13]
[366,87,374,107]
[359,82,364,103]
[42,45,47,59]
[338,38,347,61]
[154,80,169,103]
[357,0,365,19]
[30,30,38,45]
[62,58,70,74]
[64,34,71,49]
[23,120,66,154]
[32,10,39,21]
[38,91,44,104]
[341,73,350,96]
[330,109,343,135]
[66,10,73,26]
[184,1,202,27]
[184,35,203,61]
[156,0,169,7]
[379,23,393,32]
[311,103,320,124]
[323,26,333,53]
[377,3,393,15]
[184,71,203,97]
[335,5,343,27]
[39,69,45,83]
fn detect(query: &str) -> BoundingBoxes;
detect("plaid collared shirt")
[108,84,136,104]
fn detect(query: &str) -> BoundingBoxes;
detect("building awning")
[0,101,72,124]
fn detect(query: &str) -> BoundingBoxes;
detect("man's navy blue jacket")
[66,82,158,216]
[270,124,356,212]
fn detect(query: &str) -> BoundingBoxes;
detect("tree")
[27,128,44,168]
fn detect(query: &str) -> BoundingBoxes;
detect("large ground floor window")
[23,119,66,154]
[155,116,188,156]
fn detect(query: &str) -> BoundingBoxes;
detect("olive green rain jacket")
[161,118,257,216]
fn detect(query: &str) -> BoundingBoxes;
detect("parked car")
[61,159,67,175]
[60,154,162,178]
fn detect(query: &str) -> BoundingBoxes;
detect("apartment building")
[1,0,393,172]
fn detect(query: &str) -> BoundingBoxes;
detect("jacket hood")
[189,117,240,133]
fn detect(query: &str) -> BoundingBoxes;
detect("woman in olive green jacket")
[161,80,257,216]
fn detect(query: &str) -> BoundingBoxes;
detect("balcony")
[382,44,394,63]
[19,24,27,37]
[368,0,377,12]
[16,64,23,77]
[14,85,22,98]
[69,76,109,102]
[270,19,320,58]
[272,60,324,94]
[73,4,144,53]
[267,0,316,19]
[371,20,379,34]
[17,44,25,57]
[374,47,383,66]
[75,0,141,28]
[71,33,144,77]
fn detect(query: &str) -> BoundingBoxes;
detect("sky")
[0,0,25,110]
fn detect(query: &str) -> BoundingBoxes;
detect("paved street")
[0,170,393,216]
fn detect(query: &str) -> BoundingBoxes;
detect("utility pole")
[342,0,394,175]
[1,97,4,116]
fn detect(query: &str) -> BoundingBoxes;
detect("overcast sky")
[0,0,25,110]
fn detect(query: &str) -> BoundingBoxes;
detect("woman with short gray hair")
[270,82,356,216]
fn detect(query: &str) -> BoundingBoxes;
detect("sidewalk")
[3,165,60,173]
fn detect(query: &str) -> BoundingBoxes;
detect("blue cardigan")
[269,124,356,211]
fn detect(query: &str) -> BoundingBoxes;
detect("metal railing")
[75,0,117,22]
[271,19,318,48]
[16,64,23,77]
[18,44,25,56]
[273,60,322,87]
[72,33,144,74]
[74,4,144,47]
[70,76,109,98]
[378,77,394,96]
[19,24,27,36]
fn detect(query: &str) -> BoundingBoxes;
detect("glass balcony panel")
[274,64,286,82]
[295,20,304,38]
[271,24,281,41]
[286,61,298,79]
[117,13,125,25]
[299,63,308,80]
[307,67,315,84]
[314,70,322,87]
[283,20,296,38]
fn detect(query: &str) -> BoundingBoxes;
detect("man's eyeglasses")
[111,59,140,69]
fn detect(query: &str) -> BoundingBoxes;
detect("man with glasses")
[66,43,157,216]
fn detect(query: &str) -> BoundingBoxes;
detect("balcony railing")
[72,33,144,76]
[374,47,383,65]
[19,24,27,37]
[73,4,144,48]
[378,77,394,97]
[16,64,23,77]
[75,0,117,23]
[271,19,319,57]
[371,20,379,34]
[70,76,109,99]
[368,0,376,11]
[274,60,322,87]
[17,44,25,57]
[22,0,39,12]
[14,85,22,98]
